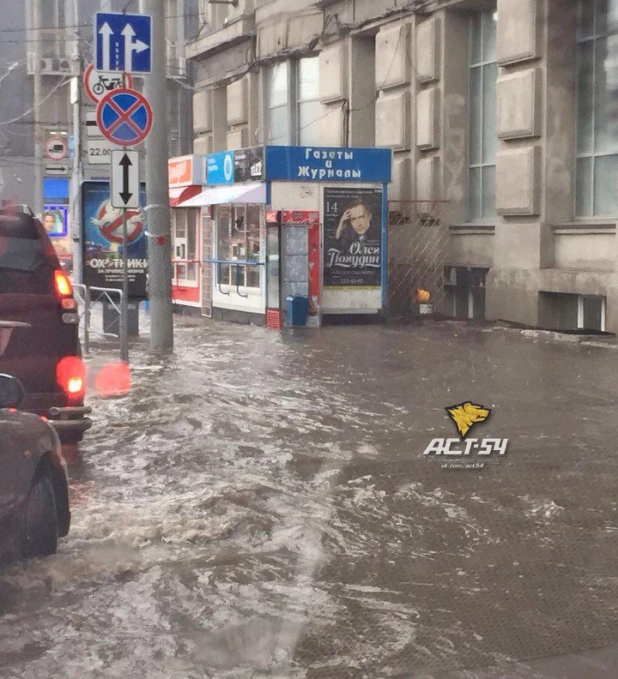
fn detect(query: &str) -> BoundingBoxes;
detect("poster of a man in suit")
[323,187,382,288]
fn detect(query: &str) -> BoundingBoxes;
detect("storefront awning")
[169,185,202,207]
[181,182,266,207]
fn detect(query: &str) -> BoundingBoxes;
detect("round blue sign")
[96,88,153,147]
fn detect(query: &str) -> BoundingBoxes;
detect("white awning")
[181,182,266,207]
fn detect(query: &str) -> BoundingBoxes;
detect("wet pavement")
[0,317,617,678]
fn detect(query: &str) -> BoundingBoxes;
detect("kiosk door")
[281,224,309,303]
[266,224,281,310]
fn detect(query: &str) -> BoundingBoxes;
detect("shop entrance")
[265,210,321,328]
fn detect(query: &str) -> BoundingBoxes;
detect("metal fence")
[386,200,449,316]
[73,284,126,357]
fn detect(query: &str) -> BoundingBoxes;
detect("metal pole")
[84,285,91,354]
[71,0,83,285]
[33,0,44,217]
[120,209,129,362]
[141,0,174,351]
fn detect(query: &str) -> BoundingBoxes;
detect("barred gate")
[386,200,449,316]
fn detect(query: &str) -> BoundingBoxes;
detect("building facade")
[186,0,618,333]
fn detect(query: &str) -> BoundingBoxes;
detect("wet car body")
[0,402,70,566]
[0,209,92,444]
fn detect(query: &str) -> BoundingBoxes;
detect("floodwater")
[0,317,617,678]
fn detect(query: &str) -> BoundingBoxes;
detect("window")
[172,209,199,285]
[444,267,488,320]
[576,0,618,217]
[540,292,606,331]
[297,57,321,145]
[216,205,261,289]
[469,11,498,220]
[267,63,291,145]
[266,58,321,145]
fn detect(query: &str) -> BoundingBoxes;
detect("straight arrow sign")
[111,150,139,209]
[98,22,113,71]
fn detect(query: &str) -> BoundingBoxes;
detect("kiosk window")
[216,204,261,289]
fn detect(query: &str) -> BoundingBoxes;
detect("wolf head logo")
[445,402,491,439]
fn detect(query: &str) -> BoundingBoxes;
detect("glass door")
[266,225,280,309]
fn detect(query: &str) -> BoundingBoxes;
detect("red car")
[0,207,91,444]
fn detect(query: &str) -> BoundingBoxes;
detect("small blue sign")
[97,89,153,146]
[264,146,392,183]
[95,12,152,74]
[207,151,235,185]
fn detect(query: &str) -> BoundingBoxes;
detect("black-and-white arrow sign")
[111,149,139,209]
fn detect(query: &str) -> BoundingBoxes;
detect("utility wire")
[0,78,69,127]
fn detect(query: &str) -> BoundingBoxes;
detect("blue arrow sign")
[95,12,152,74]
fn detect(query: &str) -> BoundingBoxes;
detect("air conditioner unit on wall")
[26,55,74,76]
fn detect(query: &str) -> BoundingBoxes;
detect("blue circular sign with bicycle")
[96,88,153,147]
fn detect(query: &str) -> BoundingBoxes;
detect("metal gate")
[386,200,448,316]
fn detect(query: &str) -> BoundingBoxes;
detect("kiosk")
[168,155,205,312]
[181,145,392,326]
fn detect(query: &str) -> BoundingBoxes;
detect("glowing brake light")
[54,269,73,297]
[56,356,86,399]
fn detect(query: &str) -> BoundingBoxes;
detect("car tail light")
[61,298,77,310]
[57,356,86,401]
[54,269,73,297]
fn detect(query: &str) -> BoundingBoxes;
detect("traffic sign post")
[111,150,139,363]
[93,79,152,364]
[96,88,153,147]
[95,13,152,74]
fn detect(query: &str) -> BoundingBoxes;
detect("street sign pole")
[120,206,129,363]
[140,0,173,351]
[95,8,155,360]
[121,67,129,364]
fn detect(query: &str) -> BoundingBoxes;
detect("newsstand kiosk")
[183,145,392,328]
[263,146,392,328]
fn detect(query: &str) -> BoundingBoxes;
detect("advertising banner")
[323,187,382,289]
[81,181,148,298]
[233,147,264,183]
[43,204,72,271]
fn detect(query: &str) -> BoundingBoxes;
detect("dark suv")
[0,208,91,444]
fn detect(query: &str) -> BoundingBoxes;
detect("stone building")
[188,0,618,332]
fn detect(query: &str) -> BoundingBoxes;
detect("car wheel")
[20,465,59,560]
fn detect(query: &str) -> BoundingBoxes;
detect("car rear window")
[0,213,59,295]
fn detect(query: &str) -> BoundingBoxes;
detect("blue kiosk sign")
[263,146,392,183]
[206,146,392,185]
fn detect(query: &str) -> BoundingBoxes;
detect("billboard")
[323,186,383,289]
[81,181,148,299]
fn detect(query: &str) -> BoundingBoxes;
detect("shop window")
[469,10,498,221]
[576,0,618,217]
[216,204,261,290]
[444,266,488,319]
[172,209,199,286]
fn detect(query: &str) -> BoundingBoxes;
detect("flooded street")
[0,318,617,678]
